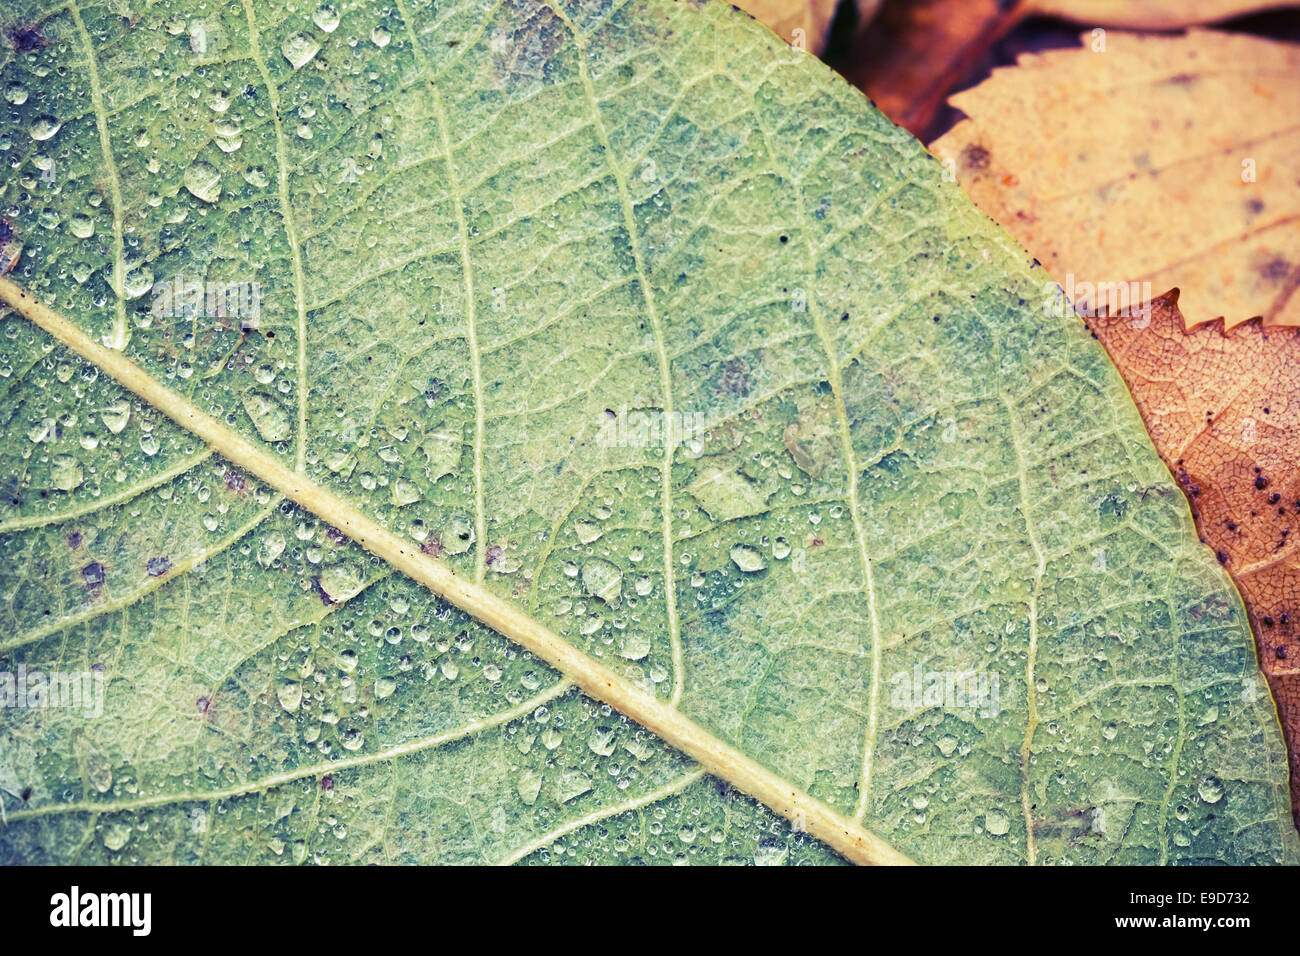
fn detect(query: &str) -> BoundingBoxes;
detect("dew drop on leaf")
[241,390,292,442]
[277,680,302,712]
[49,454,83,492]
[280,32,321,69]
[182,161,222,204]
[729,543,766,573]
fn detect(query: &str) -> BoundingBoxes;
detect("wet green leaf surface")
[0,0,1295,864]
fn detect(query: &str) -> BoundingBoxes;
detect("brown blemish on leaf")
[718,356,752,398]
[5,25,46,53]
[961,143,990,173]
[493,0,565,89]
[80,561,106,591]
[0,218,22,274]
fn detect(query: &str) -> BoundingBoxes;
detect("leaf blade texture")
[0,0,1295,865]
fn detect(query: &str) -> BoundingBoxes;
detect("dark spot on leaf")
[66,530,82,550]
[1255,475,1270,490]
[81,562,106,589]
[224,468,246,492]
[719,356,751,397]
[1258,258,1291,282]
[326,527,347,544]
[421,536,444,558]
[961,144,990,172]
[493,0,564,88]
[321,775,334,792]
[485,544,504,565]
[146,556,172,577]
[0,218,21,274]
[5,25,45,53]
[195,697,210,714]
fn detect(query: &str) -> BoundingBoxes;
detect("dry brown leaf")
[931,29,1300,328]
[734,0,881,54]
[1029,0,1298,28]
[1086,292,1300,824]
[847,0,1016,137]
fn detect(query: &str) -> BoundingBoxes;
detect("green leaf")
[0,0,1294,865]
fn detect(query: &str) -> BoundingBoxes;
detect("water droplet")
[50,454,83,491]
[1198,776,1224,804]
[618,632,650,660]
[392,477,421,506]
[257,530,286,567]
[277,680,302,712]
[556,769,591,804]
[183,160,222,204]
[29,115,62,141]
[139,433,160,456]
[317,562,365,603]
[241,390,292,442]
[100,402,130,434]
[214,120,243,153]
[517,769,542,805]
[582,558,622,605]
[27,417,56,443]
[313,4,341,32]
[729,543,766,573]
[984,808,1010,836]
[374,676,396,699]
[588,726,616,756]
[370,26,391,48]
[443,516,475,554]
[70,213,94,239]
[281,32,321,69]
[102,821,131,851]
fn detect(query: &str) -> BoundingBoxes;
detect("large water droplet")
[277,680,302,712]
[29,115,62,141]
[313,4,341,32]
[241,390,291,442]
[984,808,1010,836]
[50,454,83,491]
[183,160,222,203]
[582,558,622,605]
[1198,776,1224,804]
[729,543,766,573]
[281,32,321,69]
[100,402,130,434]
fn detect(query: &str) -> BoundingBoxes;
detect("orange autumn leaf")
[1087,291,1300,825]
[930,29,1300,329]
